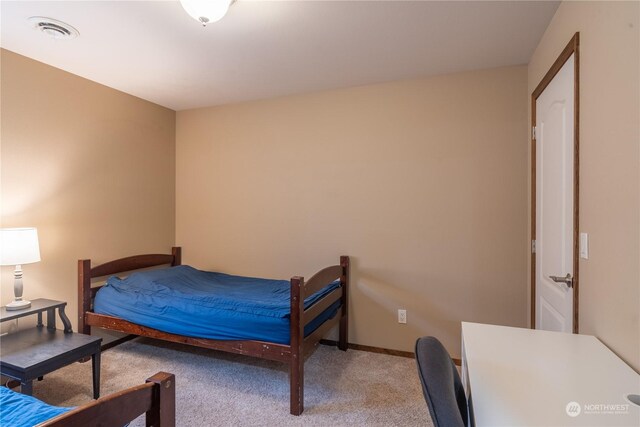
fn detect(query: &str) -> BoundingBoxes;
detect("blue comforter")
[0,387,72,427]
[94,265,341,344]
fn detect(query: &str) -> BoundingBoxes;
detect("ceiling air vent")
[28,17,79,40]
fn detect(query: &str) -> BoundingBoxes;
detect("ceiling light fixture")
[28,17,79,40]
[180,0,234,27]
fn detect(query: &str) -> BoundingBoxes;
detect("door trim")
[530,32,580,333]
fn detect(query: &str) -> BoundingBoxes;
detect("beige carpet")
[31,338,432,426]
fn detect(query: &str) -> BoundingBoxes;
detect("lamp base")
[6,299,31,311]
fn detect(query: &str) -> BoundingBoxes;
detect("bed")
[0,371,175,426]
[78,247,349,415]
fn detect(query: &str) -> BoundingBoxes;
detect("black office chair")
[415,336,472,427]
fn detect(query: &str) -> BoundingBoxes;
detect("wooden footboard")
[78,247,349,415]
[39,372,175,427]
[289,255,350,415]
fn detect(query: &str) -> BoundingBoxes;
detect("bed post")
[146,372,176,427]
[171,247,182,266]
[338,256,350,351]
[289,276,304,416]
[78,259,92,335]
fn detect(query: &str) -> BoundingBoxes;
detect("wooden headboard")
[41,371,175,426]
[77,247,181,334]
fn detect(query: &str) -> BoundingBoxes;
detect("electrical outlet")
[398,309,407,324]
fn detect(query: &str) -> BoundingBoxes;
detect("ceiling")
[0,1,559,111]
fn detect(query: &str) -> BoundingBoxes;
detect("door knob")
[549,273,573,288]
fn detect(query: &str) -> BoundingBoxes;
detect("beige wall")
[0,49,176,334]
[176,65,529,357]
[528,1,639,370]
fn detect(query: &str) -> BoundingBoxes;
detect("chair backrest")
[415,336,469,427]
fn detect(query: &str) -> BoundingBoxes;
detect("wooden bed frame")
[38,371,175,426]
[78,247,349,415]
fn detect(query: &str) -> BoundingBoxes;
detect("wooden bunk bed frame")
[39,371,175,426]
[78,247,349,415]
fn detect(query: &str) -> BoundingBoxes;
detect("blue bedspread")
[0,387,72,427]
[94,265,341,344]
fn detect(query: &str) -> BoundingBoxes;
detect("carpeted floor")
[29,337,431,426]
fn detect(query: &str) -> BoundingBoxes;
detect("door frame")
[530,32,580,333]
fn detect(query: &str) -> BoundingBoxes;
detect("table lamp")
[0,228,41,310]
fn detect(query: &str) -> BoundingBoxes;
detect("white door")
[535,54,575,333]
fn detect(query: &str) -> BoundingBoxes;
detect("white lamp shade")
[180,0,232,25]
[0,228,41,266]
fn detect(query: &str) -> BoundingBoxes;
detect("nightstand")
[0,298,102,398]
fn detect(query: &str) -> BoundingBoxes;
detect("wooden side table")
[0,298,102,398]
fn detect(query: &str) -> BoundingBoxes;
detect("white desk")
[461,322,640,427]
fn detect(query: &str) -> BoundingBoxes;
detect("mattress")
[94,265,341,344]
[0,387,73,427]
